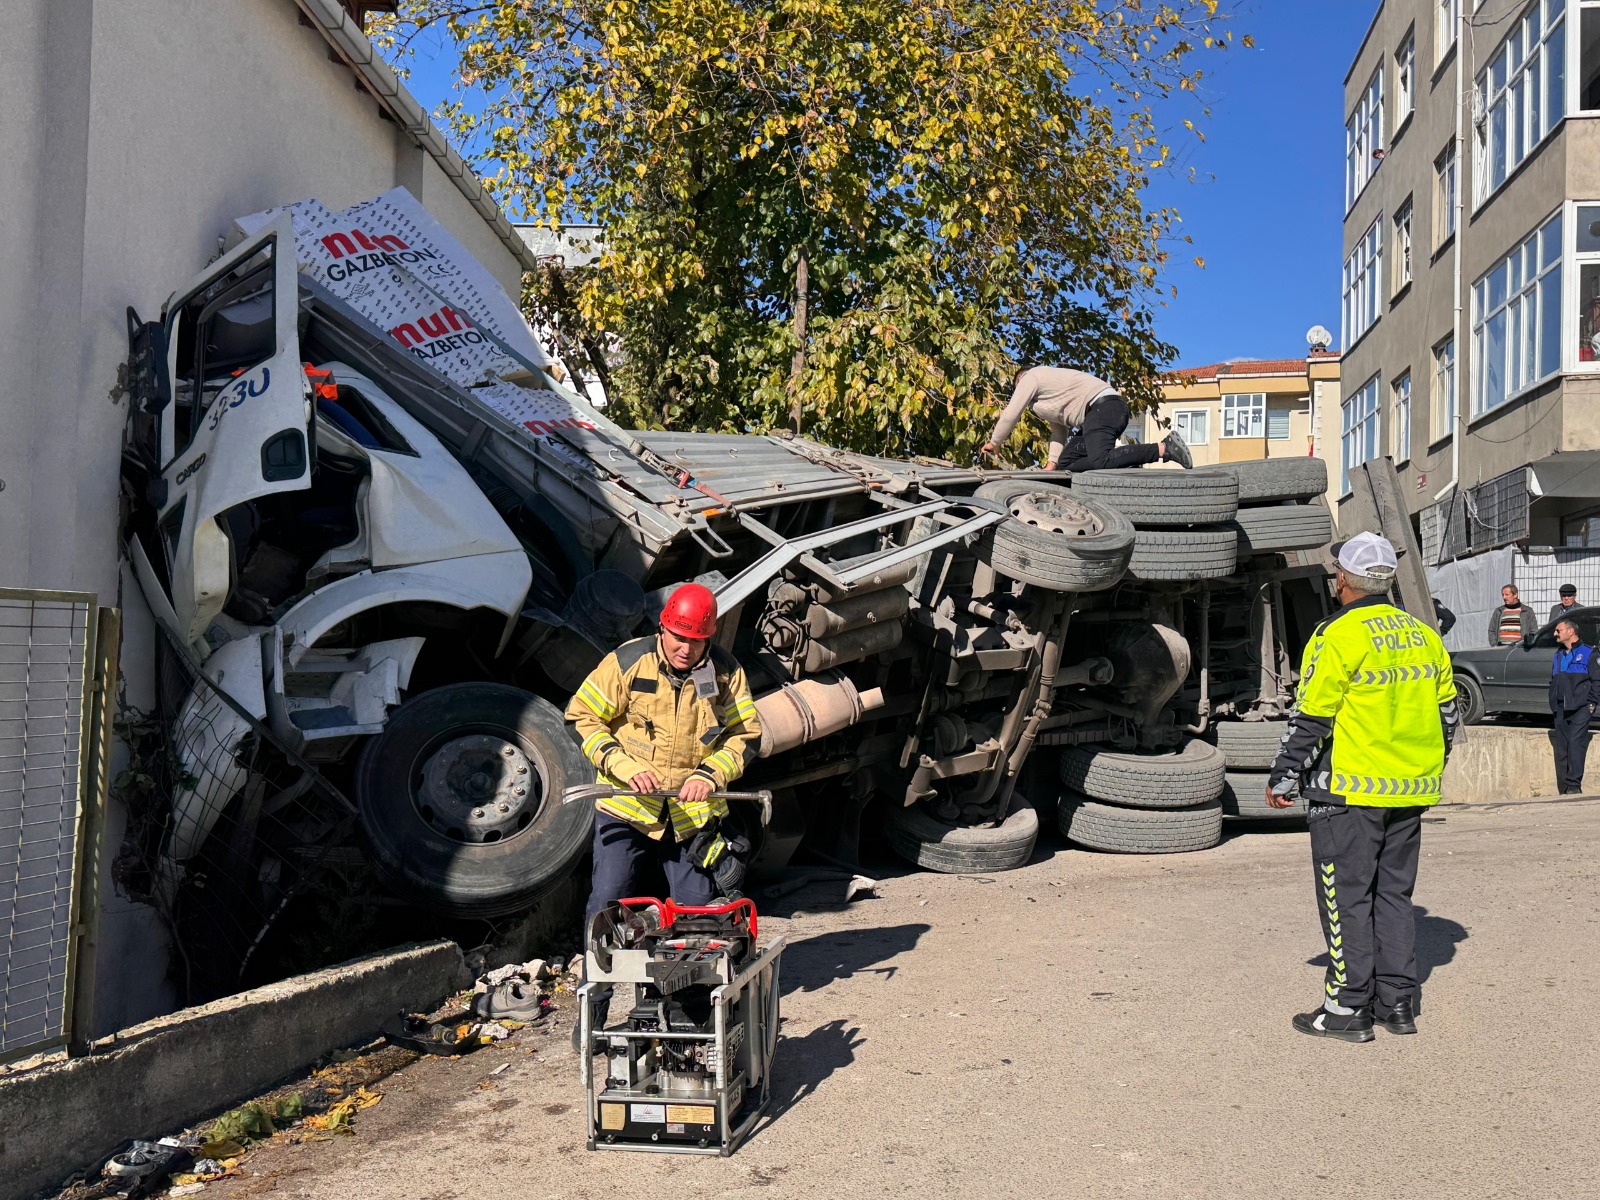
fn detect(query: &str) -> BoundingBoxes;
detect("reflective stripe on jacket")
[1270,596,1457,808]
[564,637,761,840]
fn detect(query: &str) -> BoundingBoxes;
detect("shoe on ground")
[1162,430,1193,469]
[1376,997,1417,1034]
[1292,1004,1374,1043]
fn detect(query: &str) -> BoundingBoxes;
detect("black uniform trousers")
[1308,802,1427,1011]
[1551,707,1592,794]
[1056,395,1162,472]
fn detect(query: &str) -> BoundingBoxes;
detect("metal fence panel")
[0,589,95,1061]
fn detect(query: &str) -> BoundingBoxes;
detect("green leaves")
[394,0,1237,461]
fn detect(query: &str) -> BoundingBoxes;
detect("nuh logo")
[321,228,411,259]
[390,305,484,354]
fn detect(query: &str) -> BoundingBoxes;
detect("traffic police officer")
[564,582,761,1043]
[1266,532,1459,1043]
[1548,617,1599,794]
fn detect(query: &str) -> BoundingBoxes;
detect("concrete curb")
[1442,725,1561,804]
[0,939,466,1200]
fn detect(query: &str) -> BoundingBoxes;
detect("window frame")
[1432,334,1457,443]
[1396,31,1417,129]
[1392,371,1413,464]
[1220,392,1267,440]
[1346,68,1384,212]
[1471,208,1562,419]
[1438,0,1460,65]
[1434,140,1459,249]
[1567,198,1600,372]
[1471,0,1567,210]
[1266,404,1292,442]
[1343,213,1385,349]
[1394,199,1415,293]
[1341,373,1382,496]
[1170,408,1211,446]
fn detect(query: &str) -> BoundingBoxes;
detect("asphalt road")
[206,797,1600,1199]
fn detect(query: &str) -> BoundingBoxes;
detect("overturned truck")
[119,190,1332,950]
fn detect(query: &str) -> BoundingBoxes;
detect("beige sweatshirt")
[988,367,1115,464]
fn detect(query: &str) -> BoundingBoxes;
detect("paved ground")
[207,798,1600,1200]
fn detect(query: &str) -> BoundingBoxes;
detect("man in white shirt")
[981,366,1191,471]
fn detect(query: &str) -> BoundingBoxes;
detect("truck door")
[153,215,310,645]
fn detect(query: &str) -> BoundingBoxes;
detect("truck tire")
[1455,673,1485,726]
[1220,770,1308,819]
[1230,505,1333,554]
[885,794,1039,873]
[355,683,594,917]
[1211,720,1289,769]
[1058,798,1224,853]
[1126,528,1237,581]
[1059,739,1226,807]
[1222,457,1329,503]
[1070,468,1238,526]
[974,480,1134,592]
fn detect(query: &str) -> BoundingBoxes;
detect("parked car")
[1449,605,1600,724]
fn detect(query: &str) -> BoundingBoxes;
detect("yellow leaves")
[1193,256,1205,268]
[304,1087,383,1136]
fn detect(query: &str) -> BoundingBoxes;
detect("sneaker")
[1291,1005,1375,1043]
[1162,430,1193,469]
[1376,998,1417,1035]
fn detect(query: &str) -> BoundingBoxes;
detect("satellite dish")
[1306,325,1333,352]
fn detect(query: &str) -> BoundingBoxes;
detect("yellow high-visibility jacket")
[564,637,761,840]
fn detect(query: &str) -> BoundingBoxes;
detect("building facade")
[1143,353,1344,506]
[1340,0,1600,561]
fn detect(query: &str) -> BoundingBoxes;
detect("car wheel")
[355,683,594,917]
[1069,468,1239,526]
[974,480,1134,592]
[1455,673,1485,726]
[884,793,1039,873]
[1057,797,1223,854]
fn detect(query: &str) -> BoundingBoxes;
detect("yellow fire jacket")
[564,637,762,840]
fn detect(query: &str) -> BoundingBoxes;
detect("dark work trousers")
[1308,803,1427,1011]
[581,812,719,1020]
[1551,707,1593,794]
[1056,394,1163,472]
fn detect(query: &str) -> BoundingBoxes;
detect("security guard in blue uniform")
[1267,533,1459,1043]
[1548,617,1598,794]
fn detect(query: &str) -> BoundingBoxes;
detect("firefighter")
[564,582,761,1046]
[1265,533,1459,1043]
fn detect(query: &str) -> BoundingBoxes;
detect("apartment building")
[1143,351,1344,505]
[1341,0,1600,562]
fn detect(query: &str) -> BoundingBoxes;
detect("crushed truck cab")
[119,188,1332,953]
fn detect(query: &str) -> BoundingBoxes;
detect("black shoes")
[1162,430,1194,469]
[1292,1005,1375,1043]
[1376,998,1418,1034]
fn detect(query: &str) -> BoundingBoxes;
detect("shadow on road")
[780,922,931,995]
[1305,906,1468,985]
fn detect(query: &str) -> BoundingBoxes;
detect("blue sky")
[396,2,1379,370]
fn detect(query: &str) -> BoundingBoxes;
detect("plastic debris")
[169,1186,206,1197]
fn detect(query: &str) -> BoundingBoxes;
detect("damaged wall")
[0,0,530,1036]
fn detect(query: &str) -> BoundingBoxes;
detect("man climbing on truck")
[980,365,1192,472]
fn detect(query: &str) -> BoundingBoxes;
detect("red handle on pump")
[616,895,758,942]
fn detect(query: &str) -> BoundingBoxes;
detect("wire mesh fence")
[0,590,94,1061]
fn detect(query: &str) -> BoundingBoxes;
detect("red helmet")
[660,583,718,640]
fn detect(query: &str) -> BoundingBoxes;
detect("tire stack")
[1057,739,1226,853]
[1210,719,1308,822]
[1069,469,1239,583]
[1214,458,1333,561]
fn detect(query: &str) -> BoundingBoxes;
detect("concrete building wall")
[0,0,531,1034]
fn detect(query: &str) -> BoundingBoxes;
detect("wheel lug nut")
[514,787,526,797]
[516,764,528,775]
[501,745,515,757]
[472,808,485,818]
[498,803,510,813]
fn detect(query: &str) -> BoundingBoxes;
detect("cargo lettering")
[321,228,411,259]
[324,246,441,282]
[390,305,491,361]
[525,417,599,437]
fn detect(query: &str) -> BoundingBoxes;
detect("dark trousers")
[1308,803,1427,1010]
[1056,394,1162,472]
[1551,707,1592,794]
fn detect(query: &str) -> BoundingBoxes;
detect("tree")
[382,0,1245,463]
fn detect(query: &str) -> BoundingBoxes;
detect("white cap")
[1334,531,1398,580]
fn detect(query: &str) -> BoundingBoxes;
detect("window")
[1171,409,1210,445]
[1392,372,1413,462]
[1432,335,1457,440]
[1395,200,1414,291]
[1346,69,1384,210]
[1472,210,1562,416]
[1267,405,1292,441]
[1472,0,1567,205]
[1575,202,1600,366]
[1438,0,1459,64]
[1343,215,1384,348]
[1342,374,1381,495]
[1397,33,1417,126]
[1221,393,1266,438]
[1584,3,1600,110]
[1434,140,1458,247]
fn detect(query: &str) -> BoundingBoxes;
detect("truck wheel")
[1058,797,1223,853]
[355,683,594,917]
[1059,739,1226,807]
[974,480,1134,592]
[1220,770,1307,819]
[884,794,1039,873]
[1125,528,1237,581]
[1230,505,1333,554]
[1211,720,1289,769]
[1069,468,1238,526]
[1455,673,1485,726]
[1222,457,1329,503]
